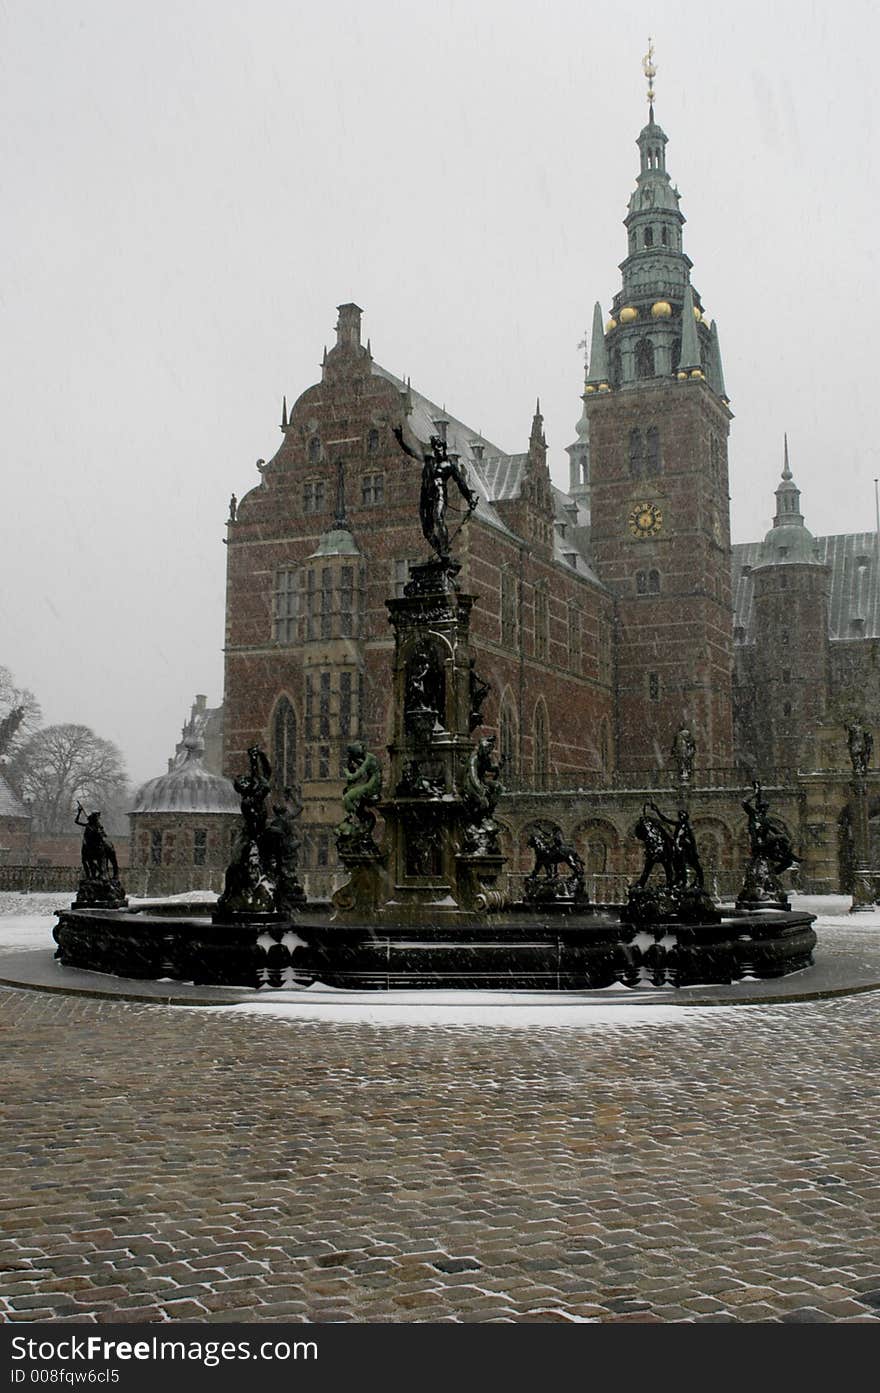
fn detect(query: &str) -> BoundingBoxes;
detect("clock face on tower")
[628,501,663,538]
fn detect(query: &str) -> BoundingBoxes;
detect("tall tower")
[584,45,734,772]
[742,439,830,771]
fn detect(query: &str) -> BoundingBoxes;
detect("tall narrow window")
[636,570,648,595]
[646,425,661,474]
[534,586,549,661]
[629,428,643,479]
[306,570,317,639]
[273,697,297,789]
[534,705,548,788]
[150,829,162,866]
[648,672,660,701]
[308,436,321,463]
[320,567,333,639]
[339,671,352,739]
[500,702,517,774]
[501,571,517,649]
[318,746,330,779]
[319,670,331,739]
[305,673,315,739]
[648,569,661,594]
[193,828,207,866]
[273,569,299,642]
[568,606,582,674]
[643,226,654,248]
[339,565,354,637]
[367,428,380,454]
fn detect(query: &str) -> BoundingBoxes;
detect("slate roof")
[732,533,880,642]
[0,773,28,821]
[371,362,599,581]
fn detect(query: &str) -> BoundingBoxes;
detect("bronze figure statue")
[75,802,119,882]
[737,781,799,909]
[524,827,586,904]
[336,741,383,854]
[847,720,873,778]
[671,725,696,783]
[393,422,479,560]
[73,801,126,908]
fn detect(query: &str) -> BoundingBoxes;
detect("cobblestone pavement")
[1,984,879,1324]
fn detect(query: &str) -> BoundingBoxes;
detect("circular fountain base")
[53,903,817,992]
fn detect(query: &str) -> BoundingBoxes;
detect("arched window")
[643,226,654,249]
[534,704,549,788]
[661,226,669,246]
[367,427,380,454]
[648,569,661,594]
[308,436,321,463]
[636,570,647,595]
[636,338,655,380]
[273,697,298,790]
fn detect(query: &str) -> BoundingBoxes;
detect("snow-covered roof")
[733,533,880,642]
[131,739,239,816]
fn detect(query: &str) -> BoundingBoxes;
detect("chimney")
[335,303,363,351]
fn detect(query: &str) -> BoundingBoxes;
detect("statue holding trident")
[393,422,479,560]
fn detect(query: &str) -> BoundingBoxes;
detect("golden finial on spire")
[642,37,656,108]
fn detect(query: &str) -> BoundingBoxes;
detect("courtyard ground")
[1,893,879,1324]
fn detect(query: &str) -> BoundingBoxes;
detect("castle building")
[217,81,879,898]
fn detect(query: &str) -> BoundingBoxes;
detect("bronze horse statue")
[527,828,585,885]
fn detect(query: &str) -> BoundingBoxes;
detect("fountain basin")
[53,903,816,992]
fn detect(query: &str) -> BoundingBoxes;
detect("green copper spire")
[707,320,728,399]
[585,301,609,388]
[677,286,702,375]
[588,54,728,401]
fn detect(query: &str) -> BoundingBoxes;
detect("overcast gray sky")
[2,0,876,786]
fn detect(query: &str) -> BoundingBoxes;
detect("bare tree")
[7,724,129,836]
[0,665,41,760]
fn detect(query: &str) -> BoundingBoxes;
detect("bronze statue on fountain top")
[393,420,479,575]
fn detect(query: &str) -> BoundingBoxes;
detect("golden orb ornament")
[605,317,617,333]
[598,383,611,393]
[690,368,704,379]
[619,306,638,324]
[676,371,688,380]
[585,384,596,394]
[651,301,672,318]
[693,305,702,321]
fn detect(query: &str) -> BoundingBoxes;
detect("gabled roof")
[732,533,880,642]
[371,362,599,580]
